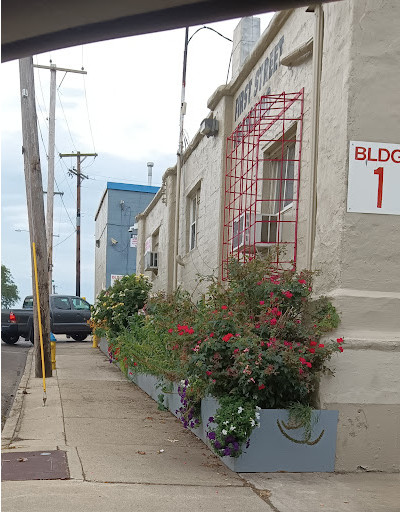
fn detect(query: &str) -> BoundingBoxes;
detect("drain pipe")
[306,4,324,270]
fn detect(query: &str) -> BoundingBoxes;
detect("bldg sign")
[110,274,125,286]
[347,141,400,215]
[130,235,138,248]
[234,35,284,121]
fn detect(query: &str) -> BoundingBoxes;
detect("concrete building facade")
[94,182,158,298]
[136,1,400,471]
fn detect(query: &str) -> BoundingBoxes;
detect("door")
[70,297,91,332]
[51,296,75,333]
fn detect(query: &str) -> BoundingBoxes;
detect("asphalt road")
[1,337,32,430]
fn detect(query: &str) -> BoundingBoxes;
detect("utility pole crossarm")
[33,64,87,74]
[59,153,98,158]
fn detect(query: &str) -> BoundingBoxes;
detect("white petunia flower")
[256,406,261,411]
[222,429,228,435]
[250,419,256,427]
[255,412,260,420]
[230,425,236,431]
[223,421,229,425]
[237,406,243,414]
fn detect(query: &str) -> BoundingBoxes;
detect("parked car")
[1,295,92,344]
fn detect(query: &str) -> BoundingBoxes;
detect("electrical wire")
[82,74,97,154]
[54,175,75,228]
[57,88,77,151]
[188,26,232,45]
[53,229,76,247]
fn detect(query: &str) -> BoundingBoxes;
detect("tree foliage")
[1,264,20,309]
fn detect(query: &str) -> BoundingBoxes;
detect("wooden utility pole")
[19,56,52,377]
[59,152,97,297]
[33,63,87,293]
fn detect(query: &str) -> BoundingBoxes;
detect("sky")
[1,13,274,305]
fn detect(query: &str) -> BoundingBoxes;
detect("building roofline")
[94,181,160,220]
[208,9,293,110]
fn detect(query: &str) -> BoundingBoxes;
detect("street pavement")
[2,340,399,512]
[1,338,32,429]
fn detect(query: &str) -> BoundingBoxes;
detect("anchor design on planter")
[276,418,325,445]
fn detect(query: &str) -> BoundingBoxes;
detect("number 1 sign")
[347,141,400,215]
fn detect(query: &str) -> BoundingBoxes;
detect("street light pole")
[173,27,189,291]
[172,26,232,290]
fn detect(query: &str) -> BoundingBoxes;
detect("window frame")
[188,187,200,252]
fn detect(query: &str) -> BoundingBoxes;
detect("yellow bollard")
[92,334,98,348]
[50,340,56,370]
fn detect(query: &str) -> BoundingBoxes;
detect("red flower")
[337,337,344,344]
[221,305,228,310]
[222,333,234,342]
[270,318,277,325]
[283,291,293,298]
[168,328,173,333]
[338,346,344,352]
[209,332,214,338]
[298,279,306,284]
[206,370,212,376]
[319,343,325,348]
[309,341,317,346]
[299,357,306,364]
[258,384,266,390]
[187,328,194,335]
[133,362,137,366]
[259,300,265,305]
[233,348,240,354]
[270,292,274,298]
[309,348,316,354]
[306,362,312,368]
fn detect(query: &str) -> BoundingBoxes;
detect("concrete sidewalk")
[2,341,399,512]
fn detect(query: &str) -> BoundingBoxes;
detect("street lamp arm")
[188,26,232,44]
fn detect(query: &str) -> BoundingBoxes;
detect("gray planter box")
[201,396,338,472]
[126,369,338,472]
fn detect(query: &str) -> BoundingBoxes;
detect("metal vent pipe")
[147,161,154,186]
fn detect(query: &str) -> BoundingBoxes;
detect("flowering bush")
[206,397,260,457]
[106,256,343,458]
[90,274,151,338]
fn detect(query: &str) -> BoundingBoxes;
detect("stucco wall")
[94,193,108,298]
[315,0,400,471]
[135,2,400,471]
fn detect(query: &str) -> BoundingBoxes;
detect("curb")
[1,347,34,445]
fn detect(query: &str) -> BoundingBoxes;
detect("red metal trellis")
[222,89,304,280]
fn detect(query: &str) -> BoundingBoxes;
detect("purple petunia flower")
[233,442,240,451]
[208,431,216,440]
[214,441,222,449]
[224,447,232,456]
[208,417,214,423]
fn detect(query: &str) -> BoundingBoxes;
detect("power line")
[53,229,76,247]
[57,88,77,151]
[82,74,97,153]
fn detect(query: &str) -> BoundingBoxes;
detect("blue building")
[94,182,159,297]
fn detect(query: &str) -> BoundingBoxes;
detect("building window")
[263,141,295,216]
[188,188,200,251]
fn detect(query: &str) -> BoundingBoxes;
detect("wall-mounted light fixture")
[200,118,219,137]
